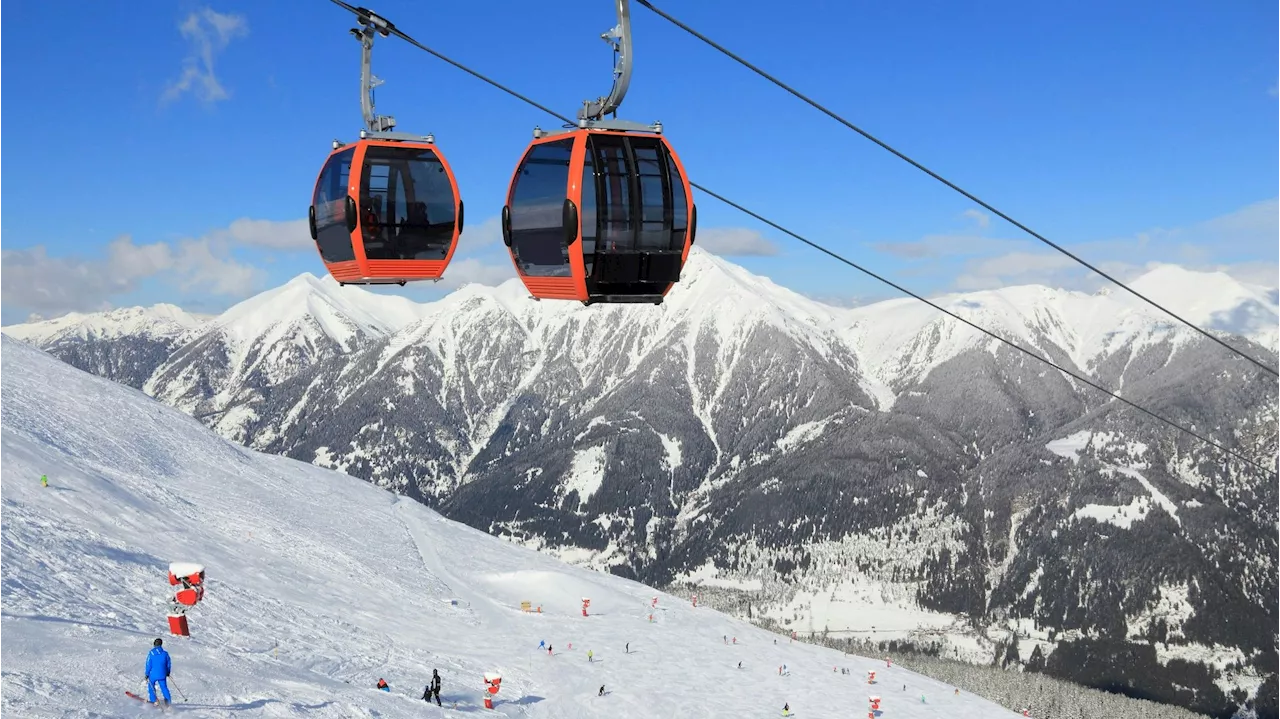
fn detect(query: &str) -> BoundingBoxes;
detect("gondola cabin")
[502,128,696,304]
[309,138,464,285]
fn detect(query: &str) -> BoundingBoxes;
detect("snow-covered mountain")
[4,249,1277,718]
[2,334,1028,718]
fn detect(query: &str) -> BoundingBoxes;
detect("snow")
[1071,500,1151,530]
[1048,432,1182,529]
[560,445,608,508]
[768,581,961,638]
[656,432,683,470]
[169,562,206,578]
[1067,464,1181,530]
[1112,466,1181,526]
[1045,431,1093,464]
[679,560,765,591]
[0,335,1019,718]
[775,418,832,453]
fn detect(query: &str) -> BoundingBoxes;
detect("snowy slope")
[0,335,1020,719]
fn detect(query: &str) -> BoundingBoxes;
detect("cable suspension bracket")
[344,4,434,143]
[573,0,660,133]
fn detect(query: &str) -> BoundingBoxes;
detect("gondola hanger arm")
[354,21,397,134]
[578,0,634,121]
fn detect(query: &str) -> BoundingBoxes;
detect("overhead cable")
[634,0,1279,378]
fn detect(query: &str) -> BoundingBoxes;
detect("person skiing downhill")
[144,638,172,706]
[376,678,389,692]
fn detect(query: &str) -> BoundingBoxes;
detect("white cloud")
[1,235,262,318]
[953,252,1079,291]
[881,199,1278,293]
[203,218,311,250]
[458,216,503,252]
[696,228,779,256]
[161,7,248,105]
[873,234,1020,260]
[961,209,991,229]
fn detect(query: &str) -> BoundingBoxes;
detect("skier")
[40,474,48,488]
[377,678,389,692]
[587,649,594,662]
[547,644,553,656]
[143,638,172,706]
[598,685,605,697]
[625,642,629,654]
[737,661,742,669]
[783,702,791,716]
[428,670,442,705]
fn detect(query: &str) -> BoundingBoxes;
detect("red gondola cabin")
[310,138,464,285]
[502,128,696,304]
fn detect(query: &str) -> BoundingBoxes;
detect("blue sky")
[2,0,1276,324]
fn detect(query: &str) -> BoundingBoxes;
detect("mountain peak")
[1125,263,1277,338]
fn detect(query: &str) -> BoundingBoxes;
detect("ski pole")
[168,678,187,701]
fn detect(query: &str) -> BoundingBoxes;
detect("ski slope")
[0,335,1020,718]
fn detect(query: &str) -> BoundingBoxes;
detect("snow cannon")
[691,594,698,607]
[166,562,206,636]
[581,597,591,617]
[867,669,876,684]
[483,672,502,710]
[169,562,206,607]
[868,695,881,710]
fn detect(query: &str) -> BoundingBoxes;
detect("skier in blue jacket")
[144,638,172,705]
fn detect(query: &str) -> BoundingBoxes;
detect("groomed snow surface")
[0,336,1019,718]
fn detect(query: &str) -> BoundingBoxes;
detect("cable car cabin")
[502,129,696,304]
[309,139,464,285]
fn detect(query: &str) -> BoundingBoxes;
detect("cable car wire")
[326,0,576,127]
[633,0,1280,379]
[692,183,1275,478]
[317,0,1276,479]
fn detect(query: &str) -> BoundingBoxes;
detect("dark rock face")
[5,254,1276,718]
